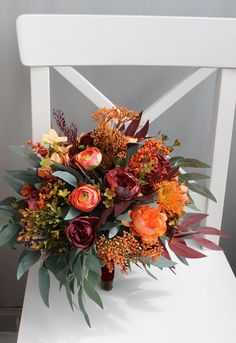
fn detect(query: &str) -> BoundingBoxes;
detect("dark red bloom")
[25,192,39,211]
[66,216,99,249]
[105,167,140,201]
[79,132,94,147]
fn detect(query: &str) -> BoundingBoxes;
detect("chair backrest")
[16,14,236,236]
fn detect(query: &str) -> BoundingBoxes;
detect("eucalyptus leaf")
[84,278,103,309]
[145,202,158,208]
[108,226,120,238]
[45,255,69,285]
[180,172,210,181]
[116,212,130,222]
[176,255,189,266]
[87,270,99,287]
[0,197,16,209]
[142,256,177,269]
[86,253,101,276]
[3,173,24,193]
[65,280,74,311]
[52,171,78,188]
[69,247,82,269]
[142,264,158,280]
[0,224,8,233]
[10,145,41,167]
[53,162,84,181]
[72,254,82,283]
[170,156,210,168]
[6,170,40,185]
[182,158,209,168]
[186,202,201,212]
[170,156,184,167]
[186,194,200,212]
[188,182,216,202]
[17,250,41,280]
[69,275,75,294]
[39,265,50,307]
[0,223,19,246]
[64,207,81,221]
[78,287,91,328]
[0,208,14,218]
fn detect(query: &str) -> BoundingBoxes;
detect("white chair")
[16,15,236,343]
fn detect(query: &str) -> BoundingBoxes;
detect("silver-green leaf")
[52,171,78,188]
[17,250,41,280]
[0,223,19,246]
[38,265,50,307]
[84,278,103,309]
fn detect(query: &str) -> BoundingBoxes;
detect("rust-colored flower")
[127,205,167,244]
[156,180,189,217]
[21,184,35,197]
[91,106,139,128]
[74,147,102,171]
[127,138,175,194]
[105,167,140,201]
[66,216,99,248]
[69,184,101,212]
[37,166,53,180]
[90,126,129,169]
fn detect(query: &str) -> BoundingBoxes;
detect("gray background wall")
[0,0,235,308]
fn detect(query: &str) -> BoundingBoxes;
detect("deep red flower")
[66,216,99,249]
[105,167,140,201]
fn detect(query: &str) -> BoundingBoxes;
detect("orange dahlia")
[156,180,189,218]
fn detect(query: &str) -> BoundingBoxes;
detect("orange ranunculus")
[74,147,102,171]
[69,184,101,212]
[129,205,167,244]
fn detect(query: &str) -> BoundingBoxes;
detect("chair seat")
[17,251,236,343]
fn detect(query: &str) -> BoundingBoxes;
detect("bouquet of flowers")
[0,106,228,326]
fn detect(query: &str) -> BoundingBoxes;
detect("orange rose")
[129,205,167,244]
[74,147,102,171]
[69,184,101,212]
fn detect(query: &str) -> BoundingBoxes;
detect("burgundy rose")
[66,216,99,248]
[105,167,140,201]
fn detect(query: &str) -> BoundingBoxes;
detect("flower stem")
[100,266,115,291]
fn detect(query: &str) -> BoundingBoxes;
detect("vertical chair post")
[30,67,51,142]
[206,68,236,241]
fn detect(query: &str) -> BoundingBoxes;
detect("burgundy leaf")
[196,226,230,238]
[114,201,131,217]
[159,239,172,260]
[181,213,208,230]
[119,123,125,132]
[166,166,179,180]
[135,195,155,202]
[174,232,196,239]
[125,116,141,137]
[100,206,114,224]
[134,120,149,139]
[169,240,206,258]
[192,234,222,251]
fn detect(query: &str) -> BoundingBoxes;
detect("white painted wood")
[54,67,114,108]
[206,68,236,239]
[30,67,51,142]
[16,14,236,343]
[17,253,236,343]
[16,15,236,68]
[142,68,217,124]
